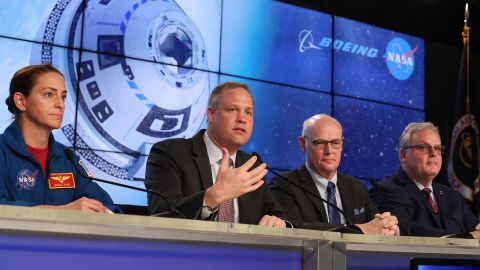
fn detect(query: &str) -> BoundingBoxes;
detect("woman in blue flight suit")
[0,64,120,213]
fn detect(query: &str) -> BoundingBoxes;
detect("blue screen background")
[0,0,424,205]
[221,0,332,92]
[334,17,424,110]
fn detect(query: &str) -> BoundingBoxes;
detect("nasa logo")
[16,169,38,190]
[385,37,417,80]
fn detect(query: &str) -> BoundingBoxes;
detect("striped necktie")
[422,188,439,214]
[327,181,341,224]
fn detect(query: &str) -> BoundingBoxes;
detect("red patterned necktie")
[218,199,234,223]
[422,188,439,214]
[218,158,234,223]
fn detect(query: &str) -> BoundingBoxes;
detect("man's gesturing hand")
[205,148,267,208]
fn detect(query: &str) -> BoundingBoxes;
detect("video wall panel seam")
[0,0,425,205]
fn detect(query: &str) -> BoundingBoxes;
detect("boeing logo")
[298,29,379,58]
[298,30,418,80]
[298,30,321,52]
[385,37,417,80]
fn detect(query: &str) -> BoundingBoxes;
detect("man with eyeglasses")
[370,122,480,238]
[270,114,399,235]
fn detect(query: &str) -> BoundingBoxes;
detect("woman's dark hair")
[6,64,64,119]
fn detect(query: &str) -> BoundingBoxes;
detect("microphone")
[252,152,363,234]
[369,179,474,239]
[63,148,185,219]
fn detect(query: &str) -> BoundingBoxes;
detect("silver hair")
[399,122,440,149]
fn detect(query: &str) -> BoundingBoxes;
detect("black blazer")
[145,130,283,224]
[369,168,478,237]
[269,165,377,230]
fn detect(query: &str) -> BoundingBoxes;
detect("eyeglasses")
[402,144,445,155]
[304,136,343,149]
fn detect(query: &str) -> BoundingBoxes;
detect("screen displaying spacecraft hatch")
[0,0,424,205]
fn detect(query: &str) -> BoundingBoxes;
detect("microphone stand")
[252,152,363,234]
[64,149,185,219]
[370,179,474,239]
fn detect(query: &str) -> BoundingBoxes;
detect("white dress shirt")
[305,161,345,224]
[201,131,239,222]
[411,178,437,203]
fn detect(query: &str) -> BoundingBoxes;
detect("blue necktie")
[327,181,341,224]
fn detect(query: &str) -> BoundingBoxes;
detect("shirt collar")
[203,131,237,166]
[3,120,61,158]
[305,161,338,189]
[411,177,434,192]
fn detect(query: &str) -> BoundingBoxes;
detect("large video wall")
[0,0,424,205]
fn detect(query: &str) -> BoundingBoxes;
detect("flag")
[447,15,480,216]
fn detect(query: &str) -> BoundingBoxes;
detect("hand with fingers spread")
[145,84,285,222]
[204,147,267,209]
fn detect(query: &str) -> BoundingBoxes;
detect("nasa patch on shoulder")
[79,159,93,178]
[16,169,38,190]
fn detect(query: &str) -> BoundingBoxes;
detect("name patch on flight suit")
[48,173,76,189]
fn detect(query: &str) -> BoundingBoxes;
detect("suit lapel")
[398,170,442,227]
[191,131,213,189]
[236,152,252,222]
[337,174,354,223]
[298,166,328,222]
[432,183,448,228]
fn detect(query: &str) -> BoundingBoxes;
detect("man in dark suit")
[370,122,480,238]
[270,114,399,235]
[145,82,285,227]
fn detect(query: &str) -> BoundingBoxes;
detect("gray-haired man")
[370,122,480,238]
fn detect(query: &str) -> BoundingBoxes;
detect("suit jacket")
[369,168,478,237]
[145,130,283,224]
[269,165,377,230]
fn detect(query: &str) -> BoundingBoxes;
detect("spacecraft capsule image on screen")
[32,0,210,181]
[0,0,423,205]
